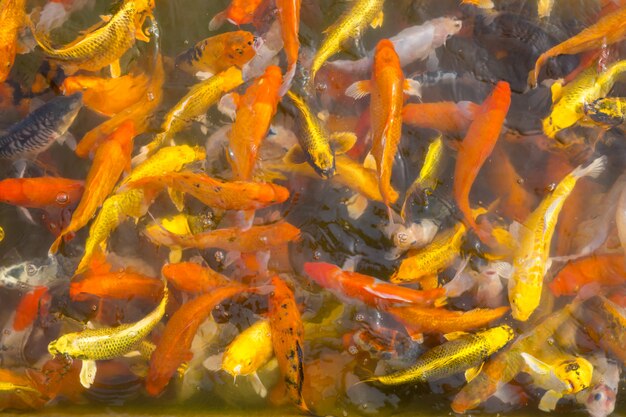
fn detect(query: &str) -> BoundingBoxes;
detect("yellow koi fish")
[31,0,155,75]
[0,0,26,82]
[365,325,514,385]
[49,285,168,388]
[508,156,606,321]
[222,319,273,380]
[584,96,626,127]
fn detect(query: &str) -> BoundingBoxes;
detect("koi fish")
[328,17,462,75]
[208,0,268,30]
[386,305,510,339]
[138,66,243,159]
[0,369,46,411]
[61,72,150,116]
[402,101,478,136]
[31,0,154,75]
[521,351,593,411]
[175,31,257,78]
[0,256,59,291]
[144,220,300,253]
[0,0,26,82]
[508,156,606,322]
[48,285,168,388]
[268,275,308,412]
[453,81,511,240]
[543,60,626,138]
[222,318,273,382]
[347,39,421,220]
[223,65,282,180]
[12,286,50,331]
[0,93,83,159]
[161,262,230,293]
[276,0,300,95]
[50,120,135,253]
[365,325,514,385]
[529,7,626,87]
[0,177,84,209]
[145,285,246,396]
[391,222,465,284]
[584,97,626,127]
[400,135,445,220]
[549,254,626,297]
[309,0,385,81]
[284,91,356,178]
[124,171,289,211]
[143,213,216,262]
[303,262,446,309]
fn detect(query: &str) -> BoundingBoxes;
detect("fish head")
[51,92,83,131]
[584,384,617,417]
[373,39,401,71]
[554,357,594,394]
[48,335,71,356]
[309,149,335,179]
[224,31,258,66]
[584,99,624,127]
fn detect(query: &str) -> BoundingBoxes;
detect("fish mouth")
[253,36,264,51]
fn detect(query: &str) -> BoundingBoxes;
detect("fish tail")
[571,156,607,180]
[48,233,64,255]
[279,63,296,97]
[208,10,226,31]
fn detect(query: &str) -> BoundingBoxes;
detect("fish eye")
[594,392,603,402]
[247,41,252,45]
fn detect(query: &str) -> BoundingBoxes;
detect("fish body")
[141,67,243,157]
[453,81,511,239]
[0,93,83,159]
[276,0,300,94]
[549,254,626,296]
[227,65,282,180]
[48,286,168,360]
[391,223,465,284]
[402,101,478,136]
[31,0,154,73]
[161,262,230,293]
[0,256,59,291]
[50,120,135,253]
[175,31,257,77]
[368,325,514,385]
[0,0,26,82]
[269,276,308,412]
[222,318,273,377]
[0,177,84,209]
[209,0,267,29]
[386,306,510,338]
[303,261,445,309]
[543,61,626,138]
[310,0,384,80]
[61,72,150,116]
[529,7,626,87]
[144,220,300,252]
[145,285,246,396]
[584,97,626,127]
[508,156,606,322]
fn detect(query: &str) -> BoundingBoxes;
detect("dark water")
[1,0,626,415]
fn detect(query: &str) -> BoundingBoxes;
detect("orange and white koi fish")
[453,81,511,241]
[347,39,421,221]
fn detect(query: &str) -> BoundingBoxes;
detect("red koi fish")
[12,286,50,331]
[549,254,626,297]
[145,285,247,396]
[209,0,269,30]
[161,262,230,293]
[303,262,446,309]
[269,275,309,412]
[0,177,84,209]
[453,81,511,241]
[402,101,479,137]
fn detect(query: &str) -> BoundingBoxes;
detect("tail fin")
[572,155,607,180]
[208,10,226,31]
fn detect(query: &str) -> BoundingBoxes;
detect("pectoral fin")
[110,60,121,78]
[363,153,377,170]
[167,187,185,212]
[464,362,484,382]
[330,132,357,154]
[168,247,183,264]
[79,359,97,389]
[346,81,371,99]
[250,372,268,397]
[444,331,469,341]
[538,389,562,412]
[370,11,384,28]
[403,79,422,98]
[521,352,551,375]
[218,93,240,120]
[135,27,150,43]
[283,145,307,165]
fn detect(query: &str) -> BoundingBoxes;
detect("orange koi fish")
[453,81,511,241]
[386,305,510,339]
[125,171,289,211]
[209,0,268,30]
[144,220,300,252]
[402,101,479,137]
[276,0,301,95]
[225,65,282,180]
[529,6,626,87]
[161,262,230,293]
[61,72,150,116]
[28,357,84,404]
[50,120,135,253]
[12,286,50,331]
[269,275,308,412]
[176,31,257,77]
[76,54,164,159]
[145,285,246,396]
[0,177,84,209]
[0,0,26,82]
[346,39,421,220]
[303,262,446,309]
[549,254,626,297]
[0,368,46,411]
